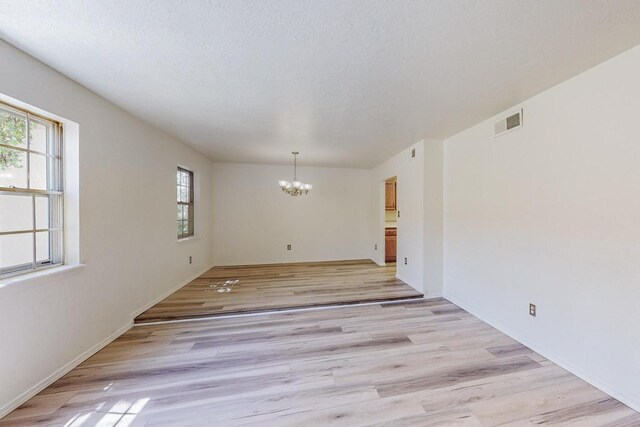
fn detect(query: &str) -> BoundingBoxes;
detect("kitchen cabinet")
[385,181,396,211]
[385,227,397,262]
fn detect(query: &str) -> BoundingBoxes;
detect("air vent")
[494,109,523,137]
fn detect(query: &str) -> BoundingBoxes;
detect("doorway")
[384,177,398,272]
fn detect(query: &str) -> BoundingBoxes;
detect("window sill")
[177,235,200,245]
[0,264,86,290]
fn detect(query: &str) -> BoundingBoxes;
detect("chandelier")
[278,152,312,196]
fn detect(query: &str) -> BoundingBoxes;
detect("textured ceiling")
[1,1,640,167]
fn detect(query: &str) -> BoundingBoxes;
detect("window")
[177,167,194,239]
[0,101,64,277]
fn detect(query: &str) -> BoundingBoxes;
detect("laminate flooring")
[3,299,637,426]
[135,260,421,323]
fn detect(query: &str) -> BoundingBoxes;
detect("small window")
[0,101,64,277]
[176,167,194,239]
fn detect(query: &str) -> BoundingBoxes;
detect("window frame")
[0,100,64,278]
[176,166,194,240]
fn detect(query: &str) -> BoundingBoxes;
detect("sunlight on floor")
[63,398,150,427]
[206,278,240,293]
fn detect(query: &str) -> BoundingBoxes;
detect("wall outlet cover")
[529,303,536,317]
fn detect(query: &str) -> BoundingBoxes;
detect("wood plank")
[467,378,636,426]
[135,260,422,323]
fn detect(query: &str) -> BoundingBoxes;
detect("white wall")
[0,39,214,416]
[444,44,640,411]
[373,141,424,291]
[211,141,446,298]
[212,163,374,265]
[423,139,444,297]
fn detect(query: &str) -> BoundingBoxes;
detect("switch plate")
[529,303,536,317]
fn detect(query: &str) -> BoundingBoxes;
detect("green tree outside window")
[0,111,32,171]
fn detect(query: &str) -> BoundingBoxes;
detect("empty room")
[1,1,639,425]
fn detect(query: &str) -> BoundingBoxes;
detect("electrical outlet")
[529,303,536,317]
[411,148,416,158]
[189,256,192,264]
[287,244,291,250]
[397,210,400,218]
[374,244,377,250]
[404,257,407,265]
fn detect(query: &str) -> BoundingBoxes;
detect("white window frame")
[177,166,194,240]
[0,100,64,278]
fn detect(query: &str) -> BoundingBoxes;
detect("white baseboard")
[131,265,213,319]
[0,321,132,419]
[445,292,640,414]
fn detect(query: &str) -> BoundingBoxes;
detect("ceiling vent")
[494,109,523,137]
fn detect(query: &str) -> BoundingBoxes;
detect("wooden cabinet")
[385,228,397,262]
[385,181,396,211]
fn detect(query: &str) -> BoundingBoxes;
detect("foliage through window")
[177,167,194,239]
[0,101,64,277]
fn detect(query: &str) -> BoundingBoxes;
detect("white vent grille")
[494,109,523,137]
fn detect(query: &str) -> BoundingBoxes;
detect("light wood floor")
[3,299,637,426]
[135,260,422,323]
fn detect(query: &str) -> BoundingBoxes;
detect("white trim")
[176,163,194,173]
[0,264,85,290]
[176,235,201,245]
[445,292,640,414]
[0,321,132,419]
[211,259,374,268]
[131,265,212,319]
[135,295,428,327]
